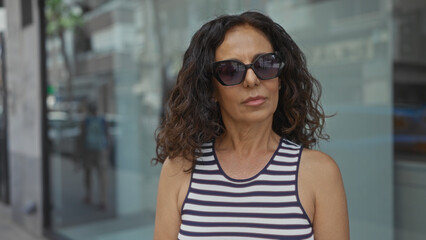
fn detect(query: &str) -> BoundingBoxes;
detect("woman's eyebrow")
[218,52,270,62]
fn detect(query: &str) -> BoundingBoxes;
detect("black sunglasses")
[212,52,284,86]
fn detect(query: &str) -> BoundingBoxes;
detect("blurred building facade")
[0,0,425,239]
[1,0,45,238]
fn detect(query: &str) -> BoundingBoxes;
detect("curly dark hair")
[153,11,329,169]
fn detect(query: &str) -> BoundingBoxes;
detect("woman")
[154,11,349,240]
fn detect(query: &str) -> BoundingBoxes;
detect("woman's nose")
[243,68,260,88]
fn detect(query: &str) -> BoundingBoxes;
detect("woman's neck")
[215,121,280,157]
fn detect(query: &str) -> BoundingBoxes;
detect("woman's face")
[213,25,280,126]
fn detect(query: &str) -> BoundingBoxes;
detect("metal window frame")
[0,31,10,205]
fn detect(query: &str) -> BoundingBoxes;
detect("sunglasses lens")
[253,54,282,79]
[216,61,245,86]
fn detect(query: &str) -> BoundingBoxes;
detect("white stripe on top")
[181,214,310,225]
[188,192,297,203]
[190,182,295,193]
[180,224,312,235]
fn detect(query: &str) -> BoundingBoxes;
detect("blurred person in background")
[77,101,109,210]
[153,11,349,240]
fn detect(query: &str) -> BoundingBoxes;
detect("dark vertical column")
[0,31,10,205]
[38,0,50,234]
[21,0,33,28]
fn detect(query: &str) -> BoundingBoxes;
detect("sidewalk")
[0,204,47,240]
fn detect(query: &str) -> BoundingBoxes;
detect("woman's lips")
[242,96,266,106]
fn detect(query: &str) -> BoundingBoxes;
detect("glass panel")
[268,1,394,239]
[46,0,161,239]
[393,0,426,158]
[393,1,426,239]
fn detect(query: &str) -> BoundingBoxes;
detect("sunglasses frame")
[212,52,284,86]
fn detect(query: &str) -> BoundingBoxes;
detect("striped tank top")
[178,138,314,240]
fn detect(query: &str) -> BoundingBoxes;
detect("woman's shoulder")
[301,149,339,169]
[300,149,343,193]
[160,157,193,183]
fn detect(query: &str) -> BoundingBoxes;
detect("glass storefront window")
[44,0,425,239]
[46,0,161,238]
[269,1,394,238]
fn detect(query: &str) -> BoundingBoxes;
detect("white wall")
[4,0,44,236]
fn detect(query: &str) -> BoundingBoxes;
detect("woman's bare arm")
[154,158,191,240]
[304,150,350,240]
